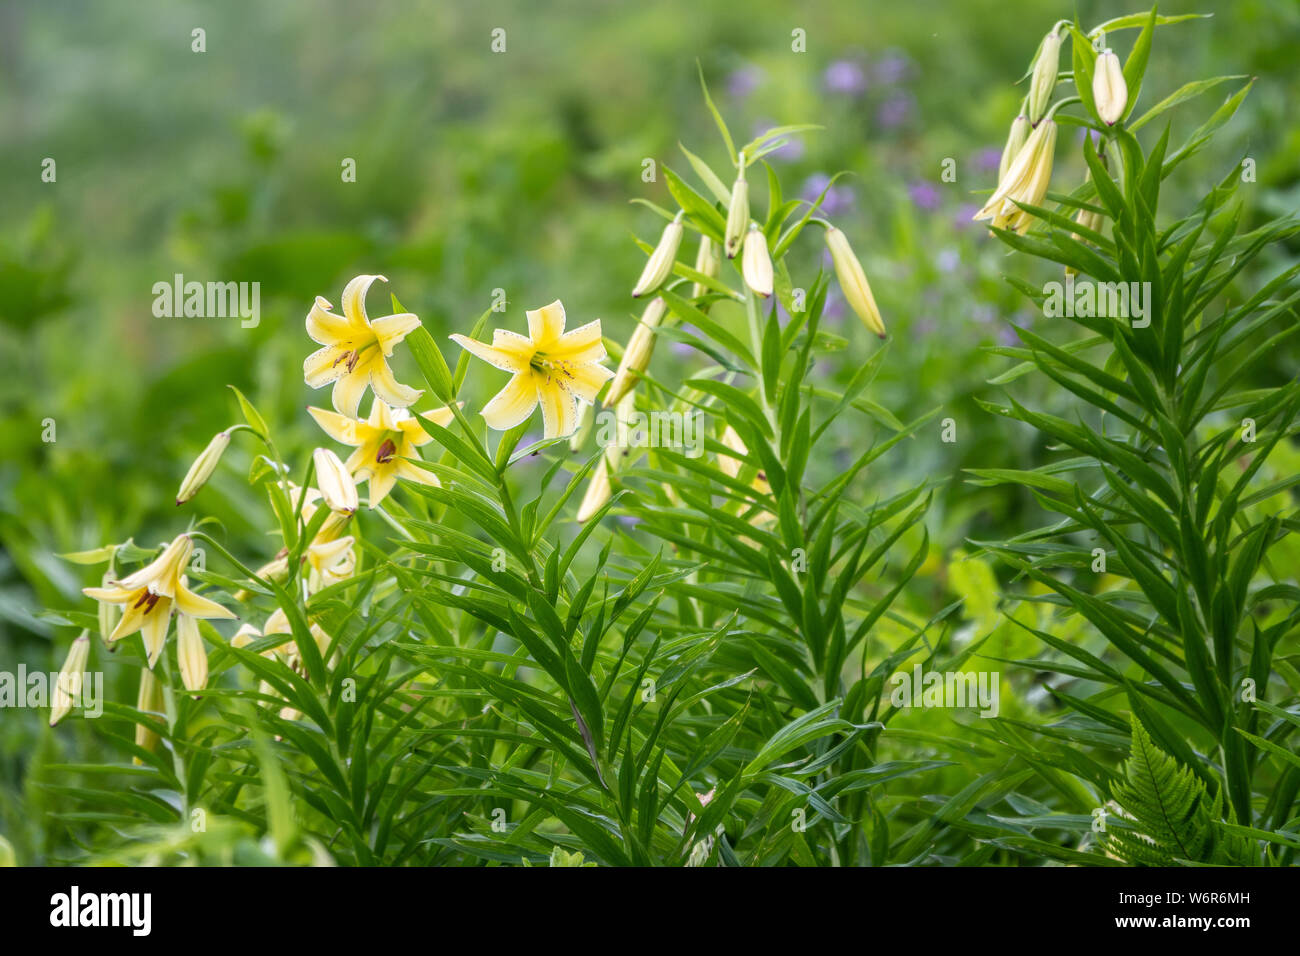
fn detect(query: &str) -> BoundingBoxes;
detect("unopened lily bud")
[570,401,596,452]
[718,424,748,481]
[97,569,120,648]
[1026,29,1063,125]
[632,213,684,298]
[605,297,666,407]
[50,632,91,726]
[825,226,886,338]
[176,613,208,693]
[999,115,1031,180]
[134,667,162,763]
[742,226,773,298]
[576,457,612,523]
[176,430,232,505]
[691,235,720,299]
[312,447,358,514]
[230,623,261,650]
[1092,50,1127,125]
[723,159,750,258]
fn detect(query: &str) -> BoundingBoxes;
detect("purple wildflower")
[824,60,868,96]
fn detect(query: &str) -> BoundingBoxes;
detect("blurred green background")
[2,0,1298,862]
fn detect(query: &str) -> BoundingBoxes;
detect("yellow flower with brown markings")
[82,534,234,667]
[309,399,453,508]
[303,274,423,419]
[450,300,613,440]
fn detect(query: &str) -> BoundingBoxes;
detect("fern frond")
[1106,715,1217,865]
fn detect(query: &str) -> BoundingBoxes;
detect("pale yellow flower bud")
[230,623,261,650]
[718,424,748,481]
[176,430,232,505]
[741,225,773,298]
[999,115,1031,180]
[50,633,91,726]
[1027,29,1063,125]
[723,161,750,258]
[974,118,1057,235]
[569,401,596,452]
[691,235,720,299]
[312,447,358,514]
[825,226,886,338]
[97,569,119,647]
[134,667,163,763]
[176,613,208,693]
[632,213,684,298]
[1092,50,1128,126]
[605,297,666,407]
[577,393,636,522]
[576,457,612,523]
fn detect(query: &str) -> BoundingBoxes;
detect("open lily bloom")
[309,399,453,508]
[450,300,614,440]
[303,274,424,419]
[82,534,235,666]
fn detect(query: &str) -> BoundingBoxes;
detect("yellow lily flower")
[305,534,357,592]
[450,300,614,440]
[303,274,424,419]
[308,399,453,508]
[82,534,235,667]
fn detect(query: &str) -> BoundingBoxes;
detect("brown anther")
[376,439,397,464]
[134,591,161,613]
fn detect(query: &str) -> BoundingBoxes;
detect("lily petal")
[140,600,172,667]
[341,274,387,327]
[308,406,362,446]
[331,365,371,420]
[368,357,423,409]
[306,296,354,346]
[175,582,236,620]
[395,457,439,487]
[563,361,615,404]
[449,333,530,374]
[481,371,539,431]
[526,300,567,348]
[304,345,344,388]
[368,466,399,508]
[551,319,607,365]
[538,379,579,439]
[371,312,421,354]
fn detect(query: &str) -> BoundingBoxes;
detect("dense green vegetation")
[2,0,1298,866]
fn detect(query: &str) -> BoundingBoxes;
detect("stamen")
[376,439,397,464]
